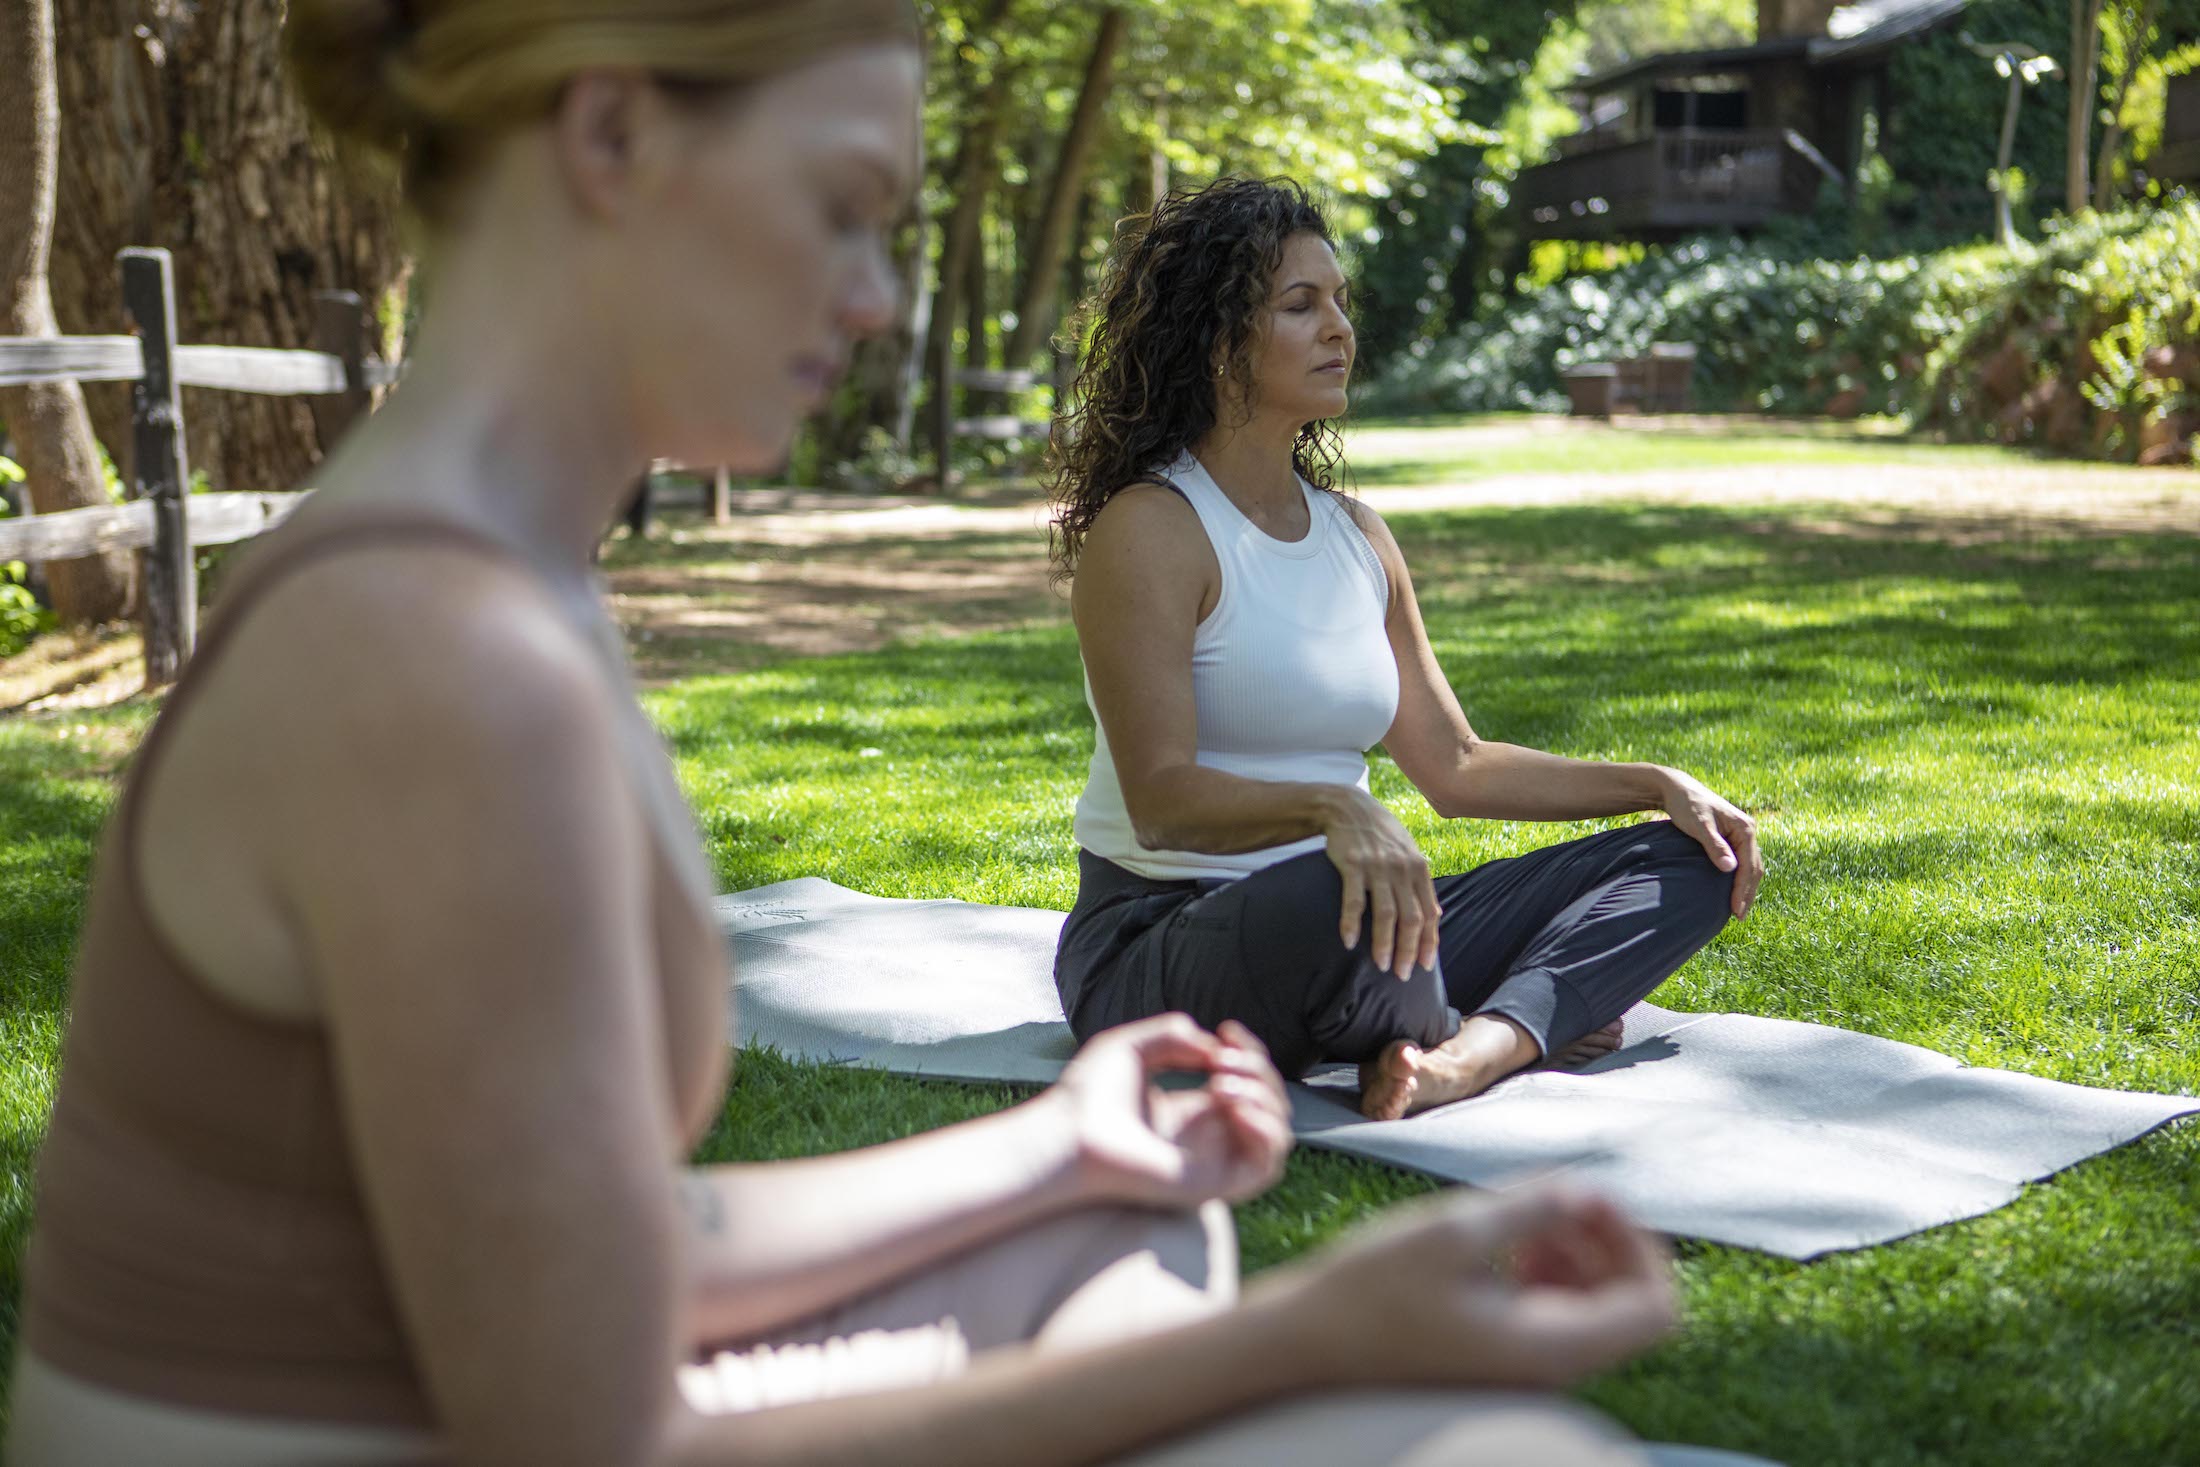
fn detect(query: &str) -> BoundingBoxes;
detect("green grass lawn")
[2,445,2196,1462]
[1341,415,2034,487]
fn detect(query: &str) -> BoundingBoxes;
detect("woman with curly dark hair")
[1050,177,1764,1122]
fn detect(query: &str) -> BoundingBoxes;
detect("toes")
[1357,1043,1422,1120]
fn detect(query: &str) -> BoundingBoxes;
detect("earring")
[1214,364,1226,379]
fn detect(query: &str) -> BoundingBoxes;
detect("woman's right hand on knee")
[1255,1184,1676,1391]
[1315,787,1441,978]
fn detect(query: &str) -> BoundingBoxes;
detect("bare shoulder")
[136,540,635,1017]
[1084,480,1202,547]
[1074,482,1217,616]
[238,542,614,772]
[1335,492,1403,556]
[1080,482,1212,573]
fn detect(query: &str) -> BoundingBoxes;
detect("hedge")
[1359,199,2200,466]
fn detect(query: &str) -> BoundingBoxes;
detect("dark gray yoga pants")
[1054,821,1735,1080]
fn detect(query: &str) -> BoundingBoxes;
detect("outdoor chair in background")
[932,366,1051,490]
[1562,342,1698,417]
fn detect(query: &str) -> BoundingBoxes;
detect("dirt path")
[599,457,2198,682]
[8,453,2195,705]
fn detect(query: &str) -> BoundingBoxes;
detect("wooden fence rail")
[0,246,386,688]
[0,491,310,563]
[0,337,401,393]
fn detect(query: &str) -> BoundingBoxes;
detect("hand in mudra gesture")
[1272,1183,1678,1390]
[1052,1013,1293,1208]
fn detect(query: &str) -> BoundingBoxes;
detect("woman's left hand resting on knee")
[1353,507,1764,919]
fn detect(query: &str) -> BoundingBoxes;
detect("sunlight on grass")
[1339,416,2034,486]
[641,503,2200,1464]
[2,495,2194,1463]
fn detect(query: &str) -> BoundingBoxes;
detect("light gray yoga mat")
[717,878,2199,1261]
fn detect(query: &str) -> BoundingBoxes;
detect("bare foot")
[1545,1020,1625,1070]
[1357,1015,1548,1120]
[1358,1041,1422,1121]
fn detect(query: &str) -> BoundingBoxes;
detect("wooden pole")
[122,247,194,688]
[1149,97,1170,211]
[309,288,372,450]
[711,465,731,525]
[933,306,956,494]
[1994,69,2024,246]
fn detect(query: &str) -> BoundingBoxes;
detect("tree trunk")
[1055,179,1098,399]
[964,221,991,374]
[0,0,135,624]
[49,0,406,499]
[2068,0,2106,212]
[813,210,927,477]
[1004,7,1128,372]
[921,0,1020,450]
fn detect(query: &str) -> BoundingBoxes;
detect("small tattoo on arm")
[679,1175,726,1236]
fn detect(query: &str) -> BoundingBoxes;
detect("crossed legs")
[1076,822,1735,1119]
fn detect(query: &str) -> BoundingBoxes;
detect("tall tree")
[49,0,406,499]
[813,211,930,473]
[920,0,1022,449]
[2070,0,2108,209]
[0,0,135,624]
[1005,7,1128,370]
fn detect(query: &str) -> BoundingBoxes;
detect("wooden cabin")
[1516,0,1970,240]
[2156,71,2200,185]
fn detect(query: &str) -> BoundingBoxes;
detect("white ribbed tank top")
[1074,449,1399,882]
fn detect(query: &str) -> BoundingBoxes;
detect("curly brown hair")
[1045,176,1352,579]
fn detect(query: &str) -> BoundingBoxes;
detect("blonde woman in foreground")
[8,4,1674,1463]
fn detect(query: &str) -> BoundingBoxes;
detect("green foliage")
[1881,0,2072,232]
[921,0,1461,316]
[1348,3,1582,368]
[1362,200,2200,465]
[1911,200,2200,452]
[0,457,55,658]
[1352,0,1761,370]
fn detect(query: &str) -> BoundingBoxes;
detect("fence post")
[310,289,373,449]
[122,248,193,687]
[711,465,731,525]
[932,337,954,494]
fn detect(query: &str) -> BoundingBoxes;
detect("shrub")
[1359,199,2200,466]
[0,455,56,658]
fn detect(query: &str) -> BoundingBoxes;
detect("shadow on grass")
[2,498,2196,1465]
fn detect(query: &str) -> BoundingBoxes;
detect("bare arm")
[1072,485,1341,855]
[1355,506,1762,915]
[660,1182,1676,1467]
[276,554,694,1467]
[266,554,1669,1467]
[264,553,1304,1467]
[680,1016,1291,1344]
[1074,488,1443,973]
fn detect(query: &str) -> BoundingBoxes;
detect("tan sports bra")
[19,509,716,1427]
